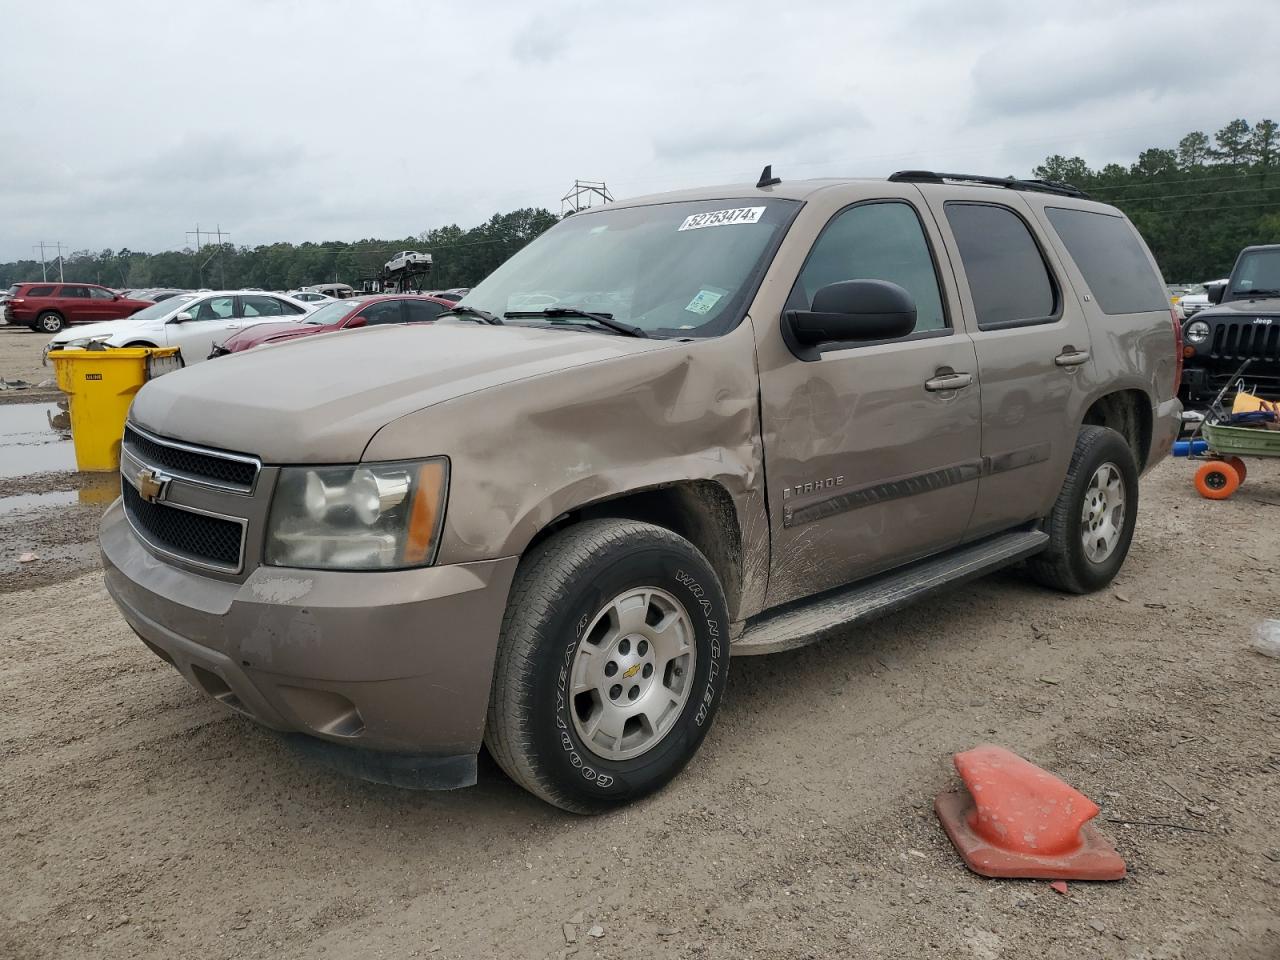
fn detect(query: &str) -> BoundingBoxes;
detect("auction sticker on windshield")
[677,207,766,231]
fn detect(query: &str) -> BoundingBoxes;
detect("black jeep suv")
[1182,244,1280,403]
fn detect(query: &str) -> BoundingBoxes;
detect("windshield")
[130,294,198,320]
[460,198,799,337]
[304,299,363,325]
[1230,249,1280,296]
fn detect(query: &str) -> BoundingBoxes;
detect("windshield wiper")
[437,305,503,325]
[502,307,648,338]
[1242,289,1280,298]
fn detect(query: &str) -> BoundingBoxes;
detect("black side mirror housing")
[783,279,917,360]
[1207,282,1226,305]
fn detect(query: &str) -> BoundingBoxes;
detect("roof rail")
[888,170,1090,200]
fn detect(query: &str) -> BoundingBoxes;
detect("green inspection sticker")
[685,288,726,315]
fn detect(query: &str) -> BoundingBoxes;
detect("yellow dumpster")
[49,346,183,472]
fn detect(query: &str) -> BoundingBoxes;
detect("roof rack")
[887,170,1090,200]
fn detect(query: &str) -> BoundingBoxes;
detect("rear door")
[918,187,1097,538]
[56,284,91,323]
[404,299,448,324]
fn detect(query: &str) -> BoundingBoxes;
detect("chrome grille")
[122,424,259,491]
[122,482,244,570]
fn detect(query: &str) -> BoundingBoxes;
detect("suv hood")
[1198,296,1280,319]
[130,322,673,462]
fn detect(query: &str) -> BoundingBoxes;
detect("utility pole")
[186,225,204,287]
[211,224,229,288]
[32,241,67,281]
[561,180,613,215]
[187,224,230,288]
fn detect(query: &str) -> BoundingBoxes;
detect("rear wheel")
[1194,460,1240,500]
[1224,456,1248,485]
[123,341,158,348]
[35,311,64,334]
[485,519,730,813]
[1028,426,1139,594]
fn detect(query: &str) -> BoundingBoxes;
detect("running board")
[733,529,1049,656]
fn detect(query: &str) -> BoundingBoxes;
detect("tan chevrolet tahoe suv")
[102,170,1182,812]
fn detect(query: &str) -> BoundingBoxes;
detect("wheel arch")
[522,480,747,622]
[1081,388,1153,471]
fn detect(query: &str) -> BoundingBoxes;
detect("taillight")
[9,298,23,304]
[1171,308,1183,397]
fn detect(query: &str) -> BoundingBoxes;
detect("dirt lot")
[1,369,1277,958]
[0,324,59,402]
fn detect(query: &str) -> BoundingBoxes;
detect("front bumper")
[101,499,519,787]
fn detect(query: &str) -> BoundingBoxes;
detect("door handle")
[1055,350,1091,367]
[924,372,973,392]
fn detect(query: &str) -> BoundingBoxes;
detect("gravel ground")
[0,325,60,404]
[0,454,1276,959]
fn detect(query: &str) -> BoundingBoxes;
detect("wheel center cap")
[604,633,656,703]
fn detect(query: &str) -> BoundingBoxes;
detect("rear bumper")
[1147,396,1182,473]
[100,499,519,786]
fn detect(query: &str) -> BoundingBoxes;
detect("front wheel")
[1028,426,1139,594]
[485,519,730,813]
[36,311,64,334]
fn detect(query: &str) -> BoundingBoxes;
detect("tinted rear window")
[945,202,1057,329]
[1045,207,1168,314]
[27,286,55,297]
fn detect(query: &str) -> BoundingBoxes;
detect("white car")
[288,290,335,304]
[384,250,432,273]
[43,291,314,365]
[1178,279,1229,320]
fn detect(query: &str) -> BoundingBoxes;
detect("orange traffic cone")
[935,745,1126,880]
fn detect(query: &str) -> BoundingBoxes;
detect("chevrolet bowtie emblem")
[135,467,168,503]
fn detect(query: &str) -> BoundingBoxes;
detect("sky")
[2,0,1278,262]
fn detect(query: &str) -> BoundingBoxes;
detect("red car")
[5,282,153,333]
[211,294,455,356]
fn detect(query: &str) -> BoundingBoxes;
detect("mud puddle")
[0,402,75,477]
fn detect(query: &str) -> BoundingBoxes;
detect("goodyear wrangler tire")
[1027,425,1138,594]
[484,519,729,814]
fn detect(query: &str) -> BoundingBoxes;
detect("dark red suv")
[4,282,152,333]
[211,294,455,356]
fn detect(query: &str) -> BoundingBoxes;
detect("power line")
[1108,185,1280,205]
[1086,169,1275,195]
[1128,199,1280,215]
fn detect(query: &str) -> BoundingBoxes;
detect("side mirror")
[783,279,917,359]
[1208,283,1226,305]
[345,316,367,329]
[172,311,194,323]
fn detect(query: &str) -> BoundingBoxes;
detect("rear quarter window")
[26,286,55,297]
[1045,207,1169,315]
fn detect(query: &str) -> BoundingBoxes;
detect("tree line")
[0,208,561,293]
[1034,118,1279,281]
[3,118,1276,292]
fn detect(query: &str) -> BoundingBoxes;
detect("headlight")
[1185,321,1210,344]
[265,458,448,570]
